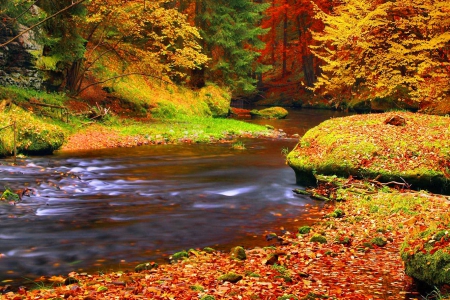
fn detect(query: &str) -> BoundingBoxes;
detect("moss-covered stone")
[0,105,65,156]
[298,226,312,234]
[277,294,298,300]
[189,285,205,292]
[370,237,388,247]
[250,107,289,119]
[135,262,158,272]
[230,246,246,260]
[203,247,215,253]
[287,112,450,194]
[170,251,189,263]
[218,272,243,283]
[328,209,344,218]
[200,296,215,300]
[401,223,450,286]
[310,234,327,244]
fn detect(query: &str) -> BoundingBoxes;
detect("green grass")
[118,116,268,143]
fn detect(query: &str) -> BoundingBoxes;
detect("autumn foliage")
[311,0,450,104]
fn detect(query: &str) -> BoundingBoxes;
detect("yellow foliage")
[312,0,450,103]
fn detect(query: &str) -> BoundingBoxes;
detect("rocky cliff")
[0,16,43,90]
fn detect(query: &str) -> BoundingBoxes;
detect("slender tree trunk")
[66,58,85,95]
[189,0,205,89]
[282,0,288,78]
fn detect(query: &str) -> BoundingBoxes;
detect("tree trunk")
[65,58,85,95]
[282,0,288,78]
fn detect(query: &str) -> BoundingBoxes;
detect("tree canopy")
[311,0,450,103]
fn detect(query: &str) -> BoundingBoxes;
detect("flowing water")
[0,109,351,285]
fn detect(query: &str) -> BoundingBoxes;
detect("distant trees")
[2,0,449,103]
[311,0,450,103]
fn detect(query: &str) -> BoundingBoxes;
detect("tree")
[194,0,269,95]
[311,0,450,103]
[1,0,208,94]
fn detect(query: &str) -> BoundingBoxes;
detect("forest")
[1,1,450,300]
[1,0,449,108]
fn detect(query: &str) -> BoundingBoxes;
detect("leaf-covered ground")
[3,178,450,299]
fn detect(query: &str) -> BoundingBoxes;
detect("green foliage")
[0,189,20,202]
[199,0,270,95]
[231,141,246,150]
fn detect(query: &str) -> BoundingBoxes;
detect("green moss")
[277,294,298,300]
[189,285,205,292]
[402,249,450,286]
[250,107,289,119]
[134,262,158,272]
[310,234,327,244]
[0,189,20,202]
[328,209,344,218]
[170,251,188,263]
[203,247,215,253]
[230,246,246,260]
[245,271,261,278]
[287,112,450,194]
[370,237,387,247]
[200,296,215,300]
[298,226,312,234]
[0,105,65,156]
[218,272,243,283]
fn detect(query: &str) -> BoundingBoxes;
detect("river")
[0,108,350,286]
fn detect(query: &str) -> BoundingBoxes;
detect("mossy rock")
[287,112,450,194]
[0,105,65,156]
[298,226,312,234]
[310,234,327,244]
[250,107,288,119]
[189,285,205,292]
[218,272,243,283]
[203,247,215,253]
[170,251,189,263]
[198,84,231,118]
[401,225,450,286]
[370,237,387,247]
[328,209,344,218]
[200,296,215,300]
[230,246,246,260]
[278,294,298,300]
[135,262,158,272]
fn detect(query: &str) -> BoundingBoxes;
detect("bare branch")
[0,0,86,48]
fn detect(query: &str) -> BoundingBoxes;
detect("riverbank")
[4,176,450,299]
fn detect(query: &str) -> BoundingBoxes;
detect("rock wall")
[0,17,43,90]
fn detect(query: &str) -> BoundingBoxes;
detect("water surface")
[0,108,350,284]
